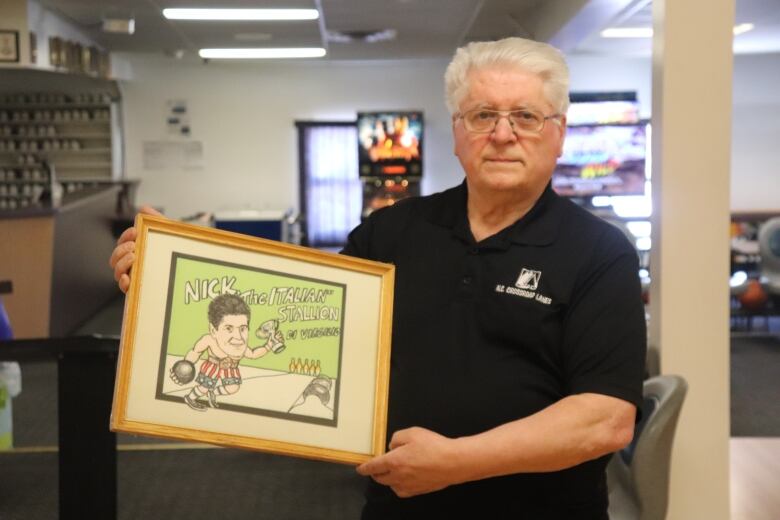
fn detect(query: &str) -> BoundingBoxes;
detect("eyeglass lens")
[464,109,543,132]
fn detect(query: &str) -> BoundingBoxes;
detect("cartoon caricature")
[170,293,284,411]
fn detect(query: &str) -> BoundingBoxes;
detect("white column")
[649,0,733,519]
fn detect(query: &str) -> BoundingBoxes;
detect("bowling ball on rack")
[738,279,768,312]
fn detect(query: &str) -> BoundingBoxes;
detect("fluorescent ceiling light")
[601,23,755,38]
[163,8,319,21]
[199,48,326,59]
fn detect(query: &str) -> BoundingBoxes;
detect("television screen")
[566,100,640,125]
[552,123,648,198]
[357,111,423,177]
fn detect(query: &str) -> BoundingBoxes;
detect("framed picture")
[49,36,61,67]
[0,30,20,63]
[29,31,36,65]
[111,214,395,465]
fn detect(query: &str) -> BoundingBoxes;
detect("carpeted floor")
[730,334,780,436]
[0,448,366,520]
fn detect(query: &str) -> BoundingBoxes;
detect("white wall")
[731,52,780,211]
[568,54,653,118]
[119,55,461,219]
[118,51,779,218]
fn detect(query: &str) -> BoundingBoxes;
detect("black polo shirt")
[342,181,646,519]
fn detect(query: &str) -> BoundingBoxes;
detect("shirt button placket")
[460,247,479,295]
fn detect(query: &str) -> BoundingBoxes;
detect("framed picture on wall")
[111,214,395,465]
[49,36,61,66]
[0,30,20,63]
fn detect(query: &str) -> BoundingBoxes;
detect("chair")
[607,374,688,520]
[758,217,780,306]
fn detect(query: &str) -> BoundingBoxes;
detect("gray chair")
[607,374,688,520]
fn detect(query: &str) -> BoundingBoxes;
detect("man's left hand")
[356,427,462,498]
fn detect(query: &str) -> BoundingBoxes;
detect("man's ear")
[452,116,459,157]
[209,323,217,336]
[556,115,567,157]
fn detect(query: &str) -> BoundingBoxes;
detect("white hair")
[444,37,570,115]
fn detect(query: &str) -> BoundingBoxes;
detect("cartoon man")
[170,293,283,411]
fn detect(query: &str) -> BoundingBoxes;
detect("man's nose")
[490,116,518,144]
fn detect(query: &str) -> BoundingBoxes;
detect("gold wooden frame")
[111,214,394,465]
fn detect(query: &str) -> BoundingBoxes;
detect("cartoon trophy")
[256,319,285,353]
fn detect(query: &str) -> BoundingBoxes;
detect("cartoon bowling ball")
[171,359,196,384]
[738,279,768,312]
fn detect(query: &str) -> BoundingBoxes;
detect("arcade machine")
[356,111,423,219]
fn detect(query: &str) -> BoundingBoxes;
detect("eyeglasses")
[457,108,562,134]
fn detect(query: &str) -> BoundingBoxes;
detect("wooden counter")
[0,185,121,338]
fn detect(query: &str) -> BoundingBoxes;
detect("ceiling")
[35,0,780,61]
[575,0,780,56]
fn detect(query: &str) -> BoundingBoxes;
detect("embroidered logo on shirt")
[515,268,541,290]
[494,268,552,305]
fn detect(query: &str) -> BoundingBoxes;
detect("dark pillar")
[58,345,117,520]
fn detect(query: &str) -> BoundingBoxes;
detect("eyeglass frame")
[455,107,564,135]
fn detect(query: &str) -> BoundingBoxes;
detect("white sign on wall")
[143,141,203,170]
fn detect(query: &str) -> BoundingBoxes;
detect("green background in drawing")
[164,255,344,378]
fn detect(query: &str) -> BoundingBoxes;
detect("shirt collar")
[421,180,563,247]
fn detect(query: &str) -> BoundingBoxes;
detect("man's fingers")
[116,226,137,246]
[113,252,135,283]
[388,428,416,450]
[118,274,131,294]
[370,472,395,486]
[109,240,135,270]
[356,456,389,477]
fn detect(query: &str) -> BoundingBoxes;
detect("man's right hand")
[108,205,164,293]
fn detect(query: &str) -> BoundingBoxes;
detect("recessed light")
[733,23,754,36]
[163,8,319,21]
[198,48,327,59]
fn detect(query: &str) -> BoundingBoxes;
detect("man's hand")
[108,205,163,293]
[356,427,462,498]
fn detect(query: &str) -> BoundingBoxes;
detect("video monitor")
[357,111,423,177]
[566,100,640,126]
[552,123,648,198]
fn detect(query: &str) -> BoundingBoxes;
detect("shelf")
[0,133,110,140]
[0,163,44,168]
[0,148,110,155]
[0,87,118,189]
[0,119,109,124]
[36,148,111,155]
[55,163,112,169]
[0,103,111,110]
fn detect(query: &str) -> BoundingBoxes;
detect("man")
[170,293,273,411]
[110,37,645,519]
